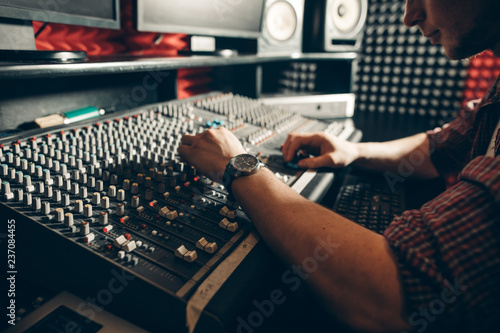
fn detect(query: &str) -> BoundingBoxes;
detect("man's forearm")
[231,168,410,332]
[353,133,439,178]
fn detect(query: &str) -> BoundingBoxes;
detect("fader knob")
[116,203,125,216]
[99,211,108,225]
[14,188,23,201]
[23,175,31,186]
[23,149,31,160]
[42,201,51,215]
[96,180,104,192]
[64,213,74,227]
[33,197,41,211]
[145,188,153,200]
[101,196,110,209]
[62,194,70,207]
[23,192,32,206]
[45,158,53,169]
[74,200,83,213]
[80,186,88,198]
[92,192,101,205]
[117,189,125,202]
[83,204,93,218]
[156,172,163,182]
[63,179,71,191]
[108,185,117,197]
[60,163,68,175]
[71,182,79,195]
[35,165,43,178]
[36,182,44,194]
[55,208,64,222]
[28,162,35,174]
[76,159,83,170]
[54,175,63,187]
[43,169,51,181]
[21,159,28,171]
[80,221,90,235]
[87,176,96,188]
[8,168,15,180]
[15,171,23,184]
[52,160,60,172]
[44,185,53,198]
[6,153,14,164]
[1,181,10,194]
[38,154,46,166]
[72,170,80,182]
[53,189,61,203]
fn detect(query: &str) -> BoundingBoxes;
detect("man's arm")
[231,168,410,332]
[179,128,411,332]
[353,133,439,178]
[282,132,440,179]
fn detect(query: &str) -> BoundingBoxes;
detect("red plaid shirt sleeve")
[425,102,478,176]
[384,156,500,332]
[383,76,500,332]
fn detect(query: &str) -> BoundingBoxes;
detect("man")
[179,1,500,331]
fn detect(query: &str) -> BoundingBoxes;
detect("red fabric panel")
[33,0,213,99]
[463,51,500,104]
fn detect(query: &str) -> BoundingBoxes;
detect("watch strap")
[222,156,265,196]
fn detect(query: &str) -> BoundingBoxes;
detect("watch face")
[232,154,259,172]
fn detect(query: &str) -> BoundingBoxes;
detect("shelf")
[0,52,358,79]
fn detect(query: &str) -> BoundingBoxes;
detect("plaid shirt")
[384,75,500,333]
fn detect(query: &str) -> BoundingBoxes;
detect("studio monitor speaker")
[258,0,304,55]
[303,0,368,52]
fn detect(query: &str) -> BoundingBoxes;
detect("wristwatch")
[222,153,266,195]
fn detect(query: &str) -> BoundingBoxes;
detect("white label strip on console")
[186,232,260,333]
[291,169,317,194]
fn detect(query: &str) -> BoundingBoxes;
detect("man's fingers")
[283,133,318,162]
[177,145,190,162]
[180,134,197,145]
[282,133,305,162]
[281,135,294,161]
[298,155,332,169]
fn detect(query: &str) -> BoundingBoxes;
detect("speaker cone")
[331,0,362,34]
[265,1,298,42]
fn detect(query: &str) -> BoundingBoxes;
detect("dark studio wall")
[353,0,500,128]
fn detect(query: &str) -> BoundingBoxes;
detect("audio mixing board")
[0,92,360,332]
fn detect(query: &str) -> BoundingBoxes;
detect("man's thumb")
[298,155,331,169]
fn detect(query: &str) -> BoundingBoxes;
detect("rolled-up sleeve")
[384,156,500,332]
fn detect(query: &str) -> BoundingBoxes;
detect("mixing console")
[0,92,360,332]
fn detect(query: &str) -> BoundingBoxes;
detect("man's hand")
[178,128,246,183]
[282,132,359,169]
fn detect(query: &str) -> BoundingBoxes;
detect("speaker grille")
[265,1,298,42]
[330,0,364,35]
